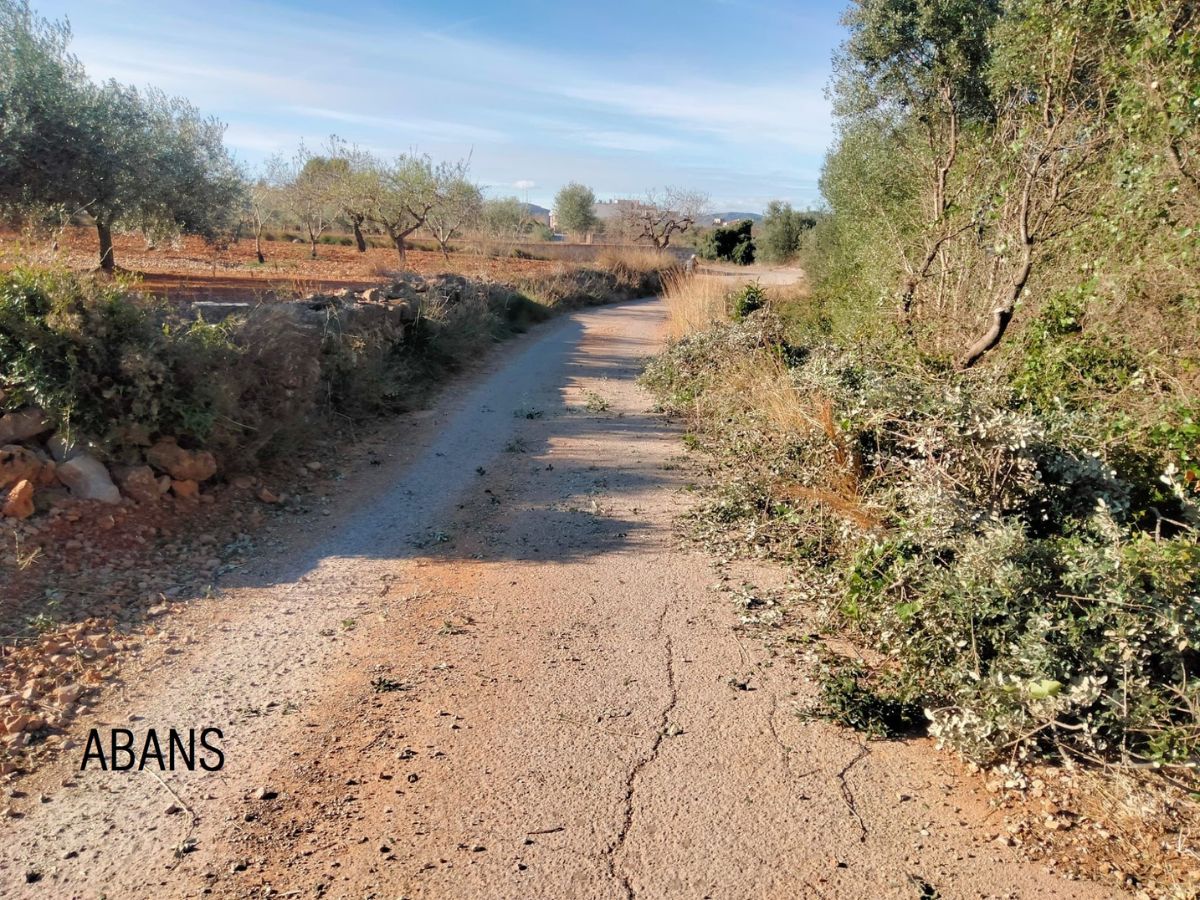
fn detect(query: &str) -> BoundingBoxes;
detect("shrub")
[0,266,576,470]
[729,282,767,321]
[697,220,755,265]
[758,201,816,263]
[0,267,238,449]
[518,256,669,310]
[643,311,1200,767]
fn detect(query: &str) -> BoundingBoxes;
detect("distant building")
[592,198,651,224]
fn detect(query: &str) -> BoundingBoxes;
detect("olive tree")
[359,154,439,265]
[426,176,482,260]
[480,196,531,253]
[0,0,243,270]
[70,84,242,270]
[246,164,284,264]
[553,182,597,240]
[758,201,816,263]
[835,0,1000,315]
[326,137,376,252]
[0,0,89,221]
[274,146,341,259]
[958,0,1116,368]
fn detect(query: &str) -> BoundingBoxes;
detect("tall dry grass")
[706,350,877,528]
[594,247,677,276]
[662,271,730,340]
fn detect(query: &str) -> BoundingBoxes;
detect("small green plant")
[584,391,610,412]
[814,661,923,738]
[728,282,767,322]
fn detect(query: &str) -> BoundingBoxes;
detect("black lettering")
[110,728,135,771]
[169,729,195,771]
[80,729,107,771]
[199,728,224,771]
[139,729,166,770]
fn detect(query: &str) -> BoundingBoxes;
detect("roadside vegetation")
[645,0,1199,883]
[0,248,669,471]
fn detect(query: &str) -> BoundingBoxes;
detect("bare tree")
[622,188,708,249]
[247,161,283,264]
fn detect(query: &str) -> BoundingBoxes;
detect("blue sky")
[36,0,847,211]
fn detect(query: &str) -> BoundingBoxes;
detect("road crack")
[606,603,678,899]
[837,739,871,843]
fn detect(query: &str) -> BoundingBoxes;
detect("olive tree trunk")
[97,220,115,271]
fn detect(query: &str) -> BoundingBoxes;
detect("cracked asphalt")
[0,299,1113,899]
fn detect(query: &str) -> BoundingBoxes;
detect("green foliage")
[424,174,483,254]
[817,661,924,738]
[553,182,597,238]
[0,267,238,447]
[644,311,1200,766]
[758,201,816,263]
[836,0,999,124]
[0,0,88,212]
[481,196,532,243]
[697,219,755,264]
[729,282,767,322]
[1011,285,1141,415]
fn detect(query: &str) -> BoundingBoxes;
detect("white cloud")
[553,79,832,155]
[46,0,835,208]
[287,106,511,145]
[577,130,682,154]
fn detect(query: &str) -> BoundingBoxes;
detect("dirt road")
[0,299,1110,898]
[695,261,808,287]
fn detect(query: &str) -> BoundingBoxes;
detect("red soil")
[0,227,566,302]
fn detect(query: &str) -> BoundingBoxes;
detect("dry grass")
[594,247,677,276]
[663,272,730,340]
[719,350,811,435]
[709,350,878,529]
[1014,763,1200,896]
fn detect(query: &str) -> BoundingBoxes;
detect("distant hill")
[707,211,763,223]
